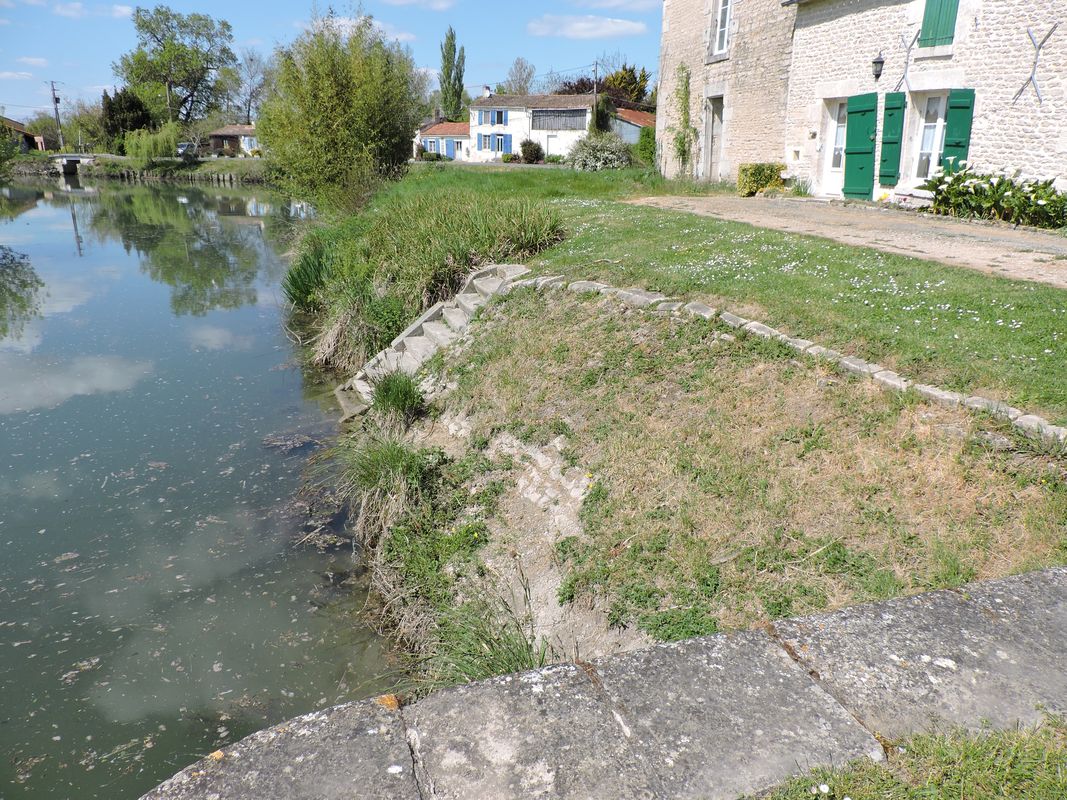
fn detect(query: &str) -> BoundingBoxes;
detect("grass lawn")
[760,717,1067,800]
[443,290,1066,640]
[382,165,1067,425]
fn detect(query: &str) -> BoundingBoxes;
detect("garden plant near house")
[922,167,1067,230]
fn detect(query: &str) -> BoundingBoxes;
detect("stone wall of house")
[656,0,796,181]
[785,0,1067,195]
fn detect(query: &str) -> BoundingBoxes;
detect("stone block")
[567,280,608,293]
[654,301,684,314]
[784,336,814,351]
[535,275,565,289]
[618,289,667,308]
[963,396,1023,420]
[719,311,749,328]
[805,345,843,362]
[405,664,661,799]
[1014,414,1066,443]
[142,700,419,800]
[838,356,884,377]
[773,568,1067,739]
[683,301,718,319]
[913,383,964,408]
[591,632,883,799]
[872,370,909,391]
[743,321,783,339]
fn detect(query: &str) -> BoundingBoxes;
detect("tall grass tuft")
[372,371,425,426]
[329,433,436,544]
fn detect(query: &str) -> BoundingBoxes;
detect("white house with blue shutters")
[415,121,471,160]
[468,91,594,162]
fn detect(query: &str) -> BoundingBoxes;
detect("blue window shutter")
[478,110,483,125]
[491,134,497,151]
[504,134,512,154]
[503,110,508,126]
[476,135,481,151]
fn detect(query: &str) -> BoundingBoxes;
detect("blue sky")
[0,0,663,123]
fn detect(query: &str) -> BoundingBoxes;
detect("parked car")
[177,142,198,157]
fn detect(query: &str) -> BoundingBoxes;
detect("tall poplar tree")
[438,26,465,121]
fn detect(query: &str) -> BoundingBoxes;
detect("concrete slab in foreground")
[143,567,1067,800]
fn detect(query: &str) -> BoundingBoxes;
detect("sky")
[0,0,664,124]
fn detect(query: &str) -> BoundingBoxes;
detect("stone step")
[456,292,485,317]
[472,276,504,299]
[422,320,458,348]
[333,385,369,421]
[442,305,469,333]
[402,335,436,364]
[496,264,531,281]
[363,349,402,380]
[351,377,375,404]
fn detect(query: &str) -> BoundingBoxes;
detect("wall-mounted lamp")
[872,52,885,81]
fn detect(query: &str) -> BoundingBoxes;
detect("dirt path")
[631,195,1067,290]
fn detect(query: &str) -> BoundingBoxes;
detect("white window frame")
[480,134,491,150]
[712,0,732,56]
[425,138,437,153]
[493,135,504,153]
[829,101,847,172]
[491,109,505,125]
[912,93,949,181]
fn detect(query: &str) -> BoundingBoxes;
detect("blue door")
[446,139,455,159]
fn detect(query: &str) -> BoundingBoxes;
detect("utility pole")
[50,81,65,150]
[592,59,598,131]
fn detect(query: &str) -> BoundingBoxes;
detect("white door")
[822,101,848,196]
[546,134,559,156]
[704,97,724,181]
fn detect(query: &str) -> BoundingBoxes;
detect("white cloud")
[0,70,33,79]
[110,3,131,17]
[575,0,660,9]
[187,324,253,352]
[0,17,11,24]
[53,1,85,16]
[0,354,152,414]
[17,56,48,67]
[382,0,453,9]
[0,0,14,8]
[300,15,415,43]
[527,14,647,39]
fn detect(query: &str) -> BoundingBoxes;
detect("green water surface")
[0,179,392,798]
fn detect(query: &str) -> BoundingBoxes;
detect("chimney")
[482,85,492,98]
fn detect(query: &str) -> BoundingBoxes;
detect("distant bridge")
[50,154,96,175]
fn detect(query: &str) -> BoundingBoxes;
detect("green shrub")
[372,370,426,424]
[922,167,1067,229]
[283,228,337,310]
[790,176,813,197]
[421,151,441,162]
[635,126,656,166]
[519,139,544,164]
[569,133,632,171]
[545,154,563,164]
[501,153,516,163]
[737,162,785,197]
[124,122,180,167]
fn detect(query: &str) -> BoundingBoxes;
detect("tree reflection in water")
[0,245,43,341]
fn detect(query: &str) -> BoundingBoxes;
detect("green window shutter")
[843,92,878,200]
[919,0,959,47]
[879,92,906,186]
[942,88,975,173]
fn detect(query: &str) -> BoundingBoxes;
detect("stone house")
[786,0,1067,198]
[657,0,1067,196]
[414,121,471,161]
[656,0,797,180]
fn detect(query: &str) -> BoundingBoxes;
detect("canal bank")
[0,179,393,798]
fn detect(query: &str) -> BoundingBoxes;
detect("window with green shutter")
[879,92,906,186]
[941,88,975,173]
[919,0,960,47]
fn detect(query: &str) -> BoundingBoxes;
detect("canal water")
[0,180,392,798]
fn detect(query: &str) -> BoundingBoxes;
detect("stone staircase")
[333,264,535,421]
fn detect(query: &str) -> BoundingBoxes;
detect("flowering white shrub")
[569,133,632,172]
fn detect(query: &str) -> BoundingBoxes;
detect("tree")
[114,5,237,123]
[502,57,535,95]
[604,63,650,105]
[233,49,268,124]
[24,111,61,149]
[102,88,152,152]
[438,26,465,121]
[63,98,107,152]
[258,13,426,208]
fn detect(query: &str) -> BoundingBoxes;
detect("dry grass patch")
[443,289,1067,640]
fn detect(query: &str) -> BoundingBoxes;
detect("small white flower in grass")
[819,785,830,795]
[810,787,818,795]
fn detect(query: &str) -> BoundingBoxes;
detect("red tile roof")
[209,124,256,137]
[614,108,656,128]
[422,121,470,137]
